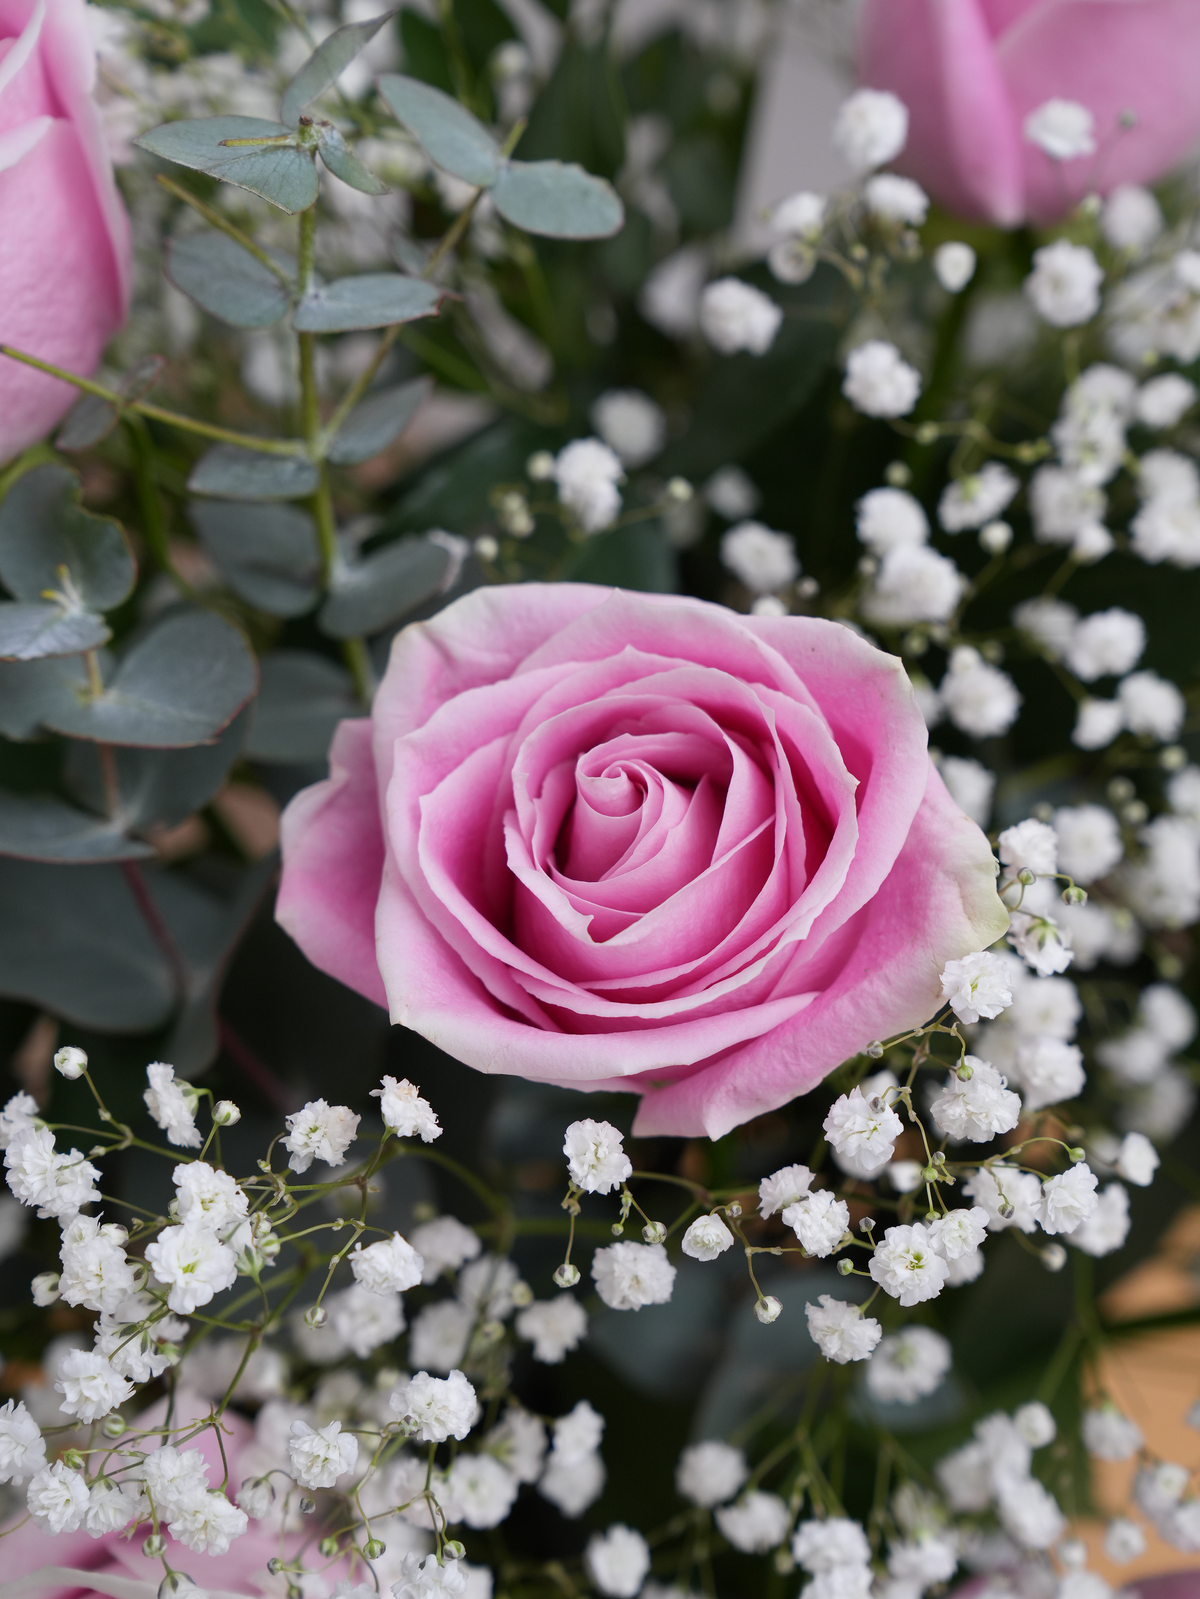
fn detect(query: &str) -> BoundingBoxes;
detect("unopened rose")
[278,586,1006,1138]
[0,0,131,461]
[858,0,1200,225]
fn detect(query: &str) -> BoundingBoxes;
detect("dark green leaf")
[318,534,451,637]
[188,444,319,501]
[0,655,91,739]
[188,500,320,616]
[166,231,293,329]
[397,12,454,94]
[44,608,258,749]
[317,124,388,194]
[63,707,251,831]
[245,650,359,762]
[491,159,623,238]
[377,73,500,187]
[56,395,119,451]
[0,464,135,612]
[0,602,109,662]
[326,377,429,464]
[134,117,320,214]
[280,11,396,126]
[292,272,445,333]
[0,790,152,864]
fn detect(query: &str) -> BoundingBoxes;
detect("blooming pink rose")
[278,586,1006,1138]
[858,0,1200,225]
[0,0,132,462]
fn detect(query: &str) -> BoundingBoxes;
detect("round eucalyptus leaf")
[134,116,320,214]
[293,273,445,333]
[166,231,293,329]
[188,444,319,501]
[326,377,430,465]
[56,394,120,452]
[188,500,321,616]
[280,11,397,127]
[0,654,93,740]
[318,126,388,195]
[318,535,451,638]
[377,74,500,188]
[0,601,110,661]
[246,650,360,762]
[0,790,152,864]
[491,160,625,239]
[0,463,135,611]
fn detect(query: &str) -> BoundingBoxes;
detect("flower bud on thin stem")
[443,1541,466,1561]
[866,1040,884,1059]
[299,1496,316,1515]
[365,1539,386,1559]
[754,1295,782,1324]
[213,1100,241,1126]
[1042,1244,1067,1272]
[319,1538,339,1558]
[143,1535,166,1559]
[642,1221,666,1244]
[553,1262,580,1289]
[304,1305,327,1329]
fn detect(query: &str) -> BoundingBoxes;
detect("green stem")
[156,174,293,286]
[124,416,192,597]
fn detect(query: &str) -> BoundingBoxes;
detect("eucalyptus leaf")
[0,464,135,612]
[280,11,397,126]
[327,377,430,464]
[245,650,359,762]
[188,444,319,501]
[318,535,451,637]
[0,602,109,662]
[292,273,445,333]
[44,608,258,749]
[0,790,152,864]
[56,395,119,452]
[491,159,624,238]
[64,707,251,831]
[0,654,91,739]
[166,231,293,329]
[377,73,501,187]
[318,125,388,194]
[134,117,319,214]
[189,499,321,616]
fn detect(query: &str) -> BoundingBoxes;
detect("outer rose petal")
[276,719,388,1009]
[627,764,1009,1137]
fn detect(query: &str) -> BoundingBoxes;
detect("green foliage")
[318,535,453,638]
[134,116,320,213]
[491,160,624,240]
[166,231,292,328]
[189,500,321,616]
[279,10,398,127]
[245,650,360,762]
[378,73,503,187]
[326,377,430,465]
[188,444,320,500]
[292,272,447,332]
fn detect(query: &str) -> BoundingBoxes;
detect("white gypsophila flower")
[142,1444,209,1520]
[938,755,995,827]
[282,1099,360,1174]
[1141,983,1198,1049]
[1057,901,1137,970]
[563,1119,632,1194]
[392,1369,477,1442]
[445,1453,519,1529]
[681,1213,735,1261]
[999,817,1058,878]
[929,1057,1022,1143]
[716,1490,791,1553]
[1007,911,1074,976]
[833,88,908,172]
[591,389,667,468]
[172,1161,248,1237]
[391,1553,468,1599]
[552,438,625,533]
[824,1086,903,1166]
[1102,184,1163,252]
[1140,448,1200,504]
[328,1282,405,1358]
[27,1461,90,1534]
[552,1400,605,1464]
[939,464,1018,533]
[675,1440,747,1508]
[783,1190,851,1259]
[802,1566,874,1599]
[888,1160,925,1195]
[934,242,976,294]
[720,521,798,594]
[1082,1406,1144,1461]
[1104,1517,1147,1563]
[1134,1460,1189,1519]
[1115,1131,1159,1186]
[410,1299,472,1373]
[6,1127,100,1220]
[1028,466,1106,547]
[963,1163,1042,1233]
[143,1063,201,1149]
[1023,98,1095,159]
[927,1206,989,1261]
[168,1490,248,1555]
[350,1232,424,1296]
[699,278,782,356]
[410,1215,481,1283]
[940,648,1021,738]
[53,1046,87,1081]
[1015,596,1080,656]
[457,1255,520,1320]
[864,174,928,225]
[1065,608,1145,682]
[1121,814,1200,929]
[1008,1401,1056,1450]
[144,1222,237,1315]
[1136,374,1196,429]
[540,1458,604,1515]
[1025,240,1103,327]
[288,1418,358,1489]
[1053,805,1123,885]
[869,1224,950,1307]
[1096,1027,1169,1085]
[843,340,921,418]
[1066,1182,1131,1256]
[997,1477,1065,1551]
[515,1295,587,1363]
[945,1246,983,1283]
[85,1481,142,1536]
[887,1533,958,1588]
[487,1407,547,1483]
[1073,698,1125,750]
[792,1516,871,1572]
[1013,1037,1085,1112]
[638,245,707,339]
[866,1327,952,1404]
[855,487,928,554]
[0,1400,45,1484]
[861,545,964,627]
[774,189,826,240]
[805,1296,882,1364]
[940,952,1014,1025]
[591,1240,676,1310]
[58,1216,136,1314]
[1039,1163,1099,1235]
[585,1524,651,1599]
[372,1076,441,1141]
[1118,670,1186,740]
[1170,764,1200,831]
[757,1164,814,1220]
[0,1092,39,1150]
[705,464,760,520]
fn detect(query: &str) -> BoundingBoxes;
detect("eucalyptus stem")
[155,174,293,285]
[125,415,192,597]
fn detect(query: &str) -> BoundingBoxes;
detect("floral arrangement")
[1,4,1200,1599]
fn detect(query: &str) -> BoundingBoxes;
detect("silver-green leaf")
[491,160,624,239]
[377,73,501,188]
[318,534,452,638]
[189,500,321,616]
[293,272,446,333]
[280,11,397,126]
[188,445,320,501]
[0,791,153,864]
[0,464,135,612]
[318,124,388,194]
[245,650,360,762]
[64,707,251,831]
[327,376,430,465]
[166,231,293,329]
[0,602,109,662]
[134,117,320,214]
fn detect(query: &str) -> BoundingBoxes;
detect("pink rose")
[858,0,1200,225]
[0,0,132,462]
[278,586,1006,1138]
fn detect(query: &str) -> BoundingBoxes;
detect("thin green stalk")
[156,174,293,286]
[125,416,192,597]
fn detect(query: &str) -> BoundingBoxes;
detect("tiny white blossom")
[391,1553,468,1599]
[53,1046,88,1081]
[585,1525,651,1598]
[283,1099,359,1173]
[173,1161,248,1235]
[997,1477,1065,1550]
[1141,982,1198,1049]
[843,341,921,418]
[552,1399,605,1465]
[1024,99,1095,159]
[1065,608,1145,682]
[927,1206,989,1261]
[716,1490,791,1553]
[591,1241,676,1310]
[563,1119,632,1194]
[1015,596,1080,655]
[350,1232,424,1295]
[487,1408,547,1483]
[824,1086,903,1166]
[720,521,798,593]
[940,648,1021,738]
[1014,1401,1057,1448]
[866,1327,951,1404]
[516,1295,587,1363]
[142,1445,209,1520]
[964,1163,1043,1233]
[706,465,760,520]
[939,464,1018,532]
[1073,698,1125,750]
[392,1369,477,1442]
[591,390,667,468]
[860,545,964,627]
[27,1461,90,1533]
[1104,1517,1147,1563]
[864,174,927,224]
[1039,1163,1099,1235]
[938,756,995,827]
[1025,241,1103,328]
[552,439,625,533]
[1115,1130,1159,1186]
[409,1300,471,1373]
[445,1453,519,1528]
[143,1063,201,1149]
[940,952,1013,1025]
[682,1213,735,1261]
[869,1223,949,1306]
[85,1481,142,1536]
[934,242,976,293]
[1029,467,1106,547]
[675,1440,747,1507]
[410,1214,481,1281]
[1014,1037,1085,1112]
[1081,1405,1143,1461]
[758,1164,813,1218]
[58,1215,136,1314]
[929,1057,1021,1143]
[792,1517,871,1571]
[773,190,826,238]
[1066,1182,1131,1256]
[805,1296,882,1363]
[328,1282,405,1358]
[1118,670,1186,740]
[0,1092,39,1150]
[373,1076,442,1141]
[0,1400,45,1484]
[782,1190,851,1258]
[168,1490,248,1555]
[832,88,908,173]
[855,487,928,554]
[1053,804,1123,885]
[288,1418,358,1488]
[6,1127,100,1219]
[1103,185,1163,253]
[457,1255,521,1319]
[1136,374,1196,429]
[1007,911,1074,976]
[700,278,782,356]
[999,818,1058,878]
[144,1222,237,1315]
